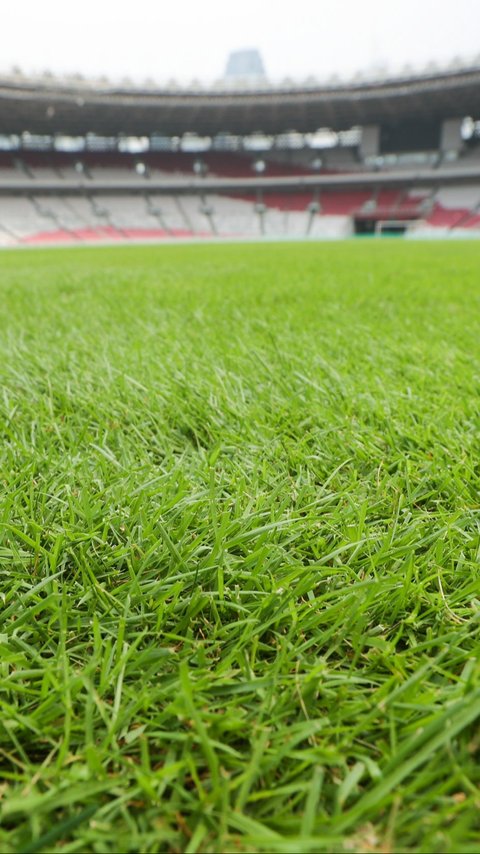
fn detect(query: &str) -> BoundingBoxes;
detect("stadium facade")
[1,61,480,244]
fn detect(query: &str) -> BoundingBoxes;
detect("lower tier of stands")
[0,185,479,245]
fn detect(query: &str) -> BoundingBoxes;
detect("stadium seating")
[1,147,480,244]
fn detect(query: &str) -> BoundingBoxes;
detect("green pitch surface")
[1,241,480,853]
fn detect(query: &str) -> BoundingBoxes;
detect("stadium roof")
[1,62,480,137]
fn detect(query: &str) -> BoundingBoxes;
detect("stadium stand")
[1,62,480,244]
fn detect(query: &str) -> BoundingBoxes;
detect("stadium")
[1,23,480,854]
[1,59,480,244]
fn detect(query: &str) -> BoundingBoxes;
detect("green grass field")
[1,241,479,853]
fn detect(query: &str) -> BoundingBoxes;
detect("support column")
[440,118,463,155]
[360,125,380,161]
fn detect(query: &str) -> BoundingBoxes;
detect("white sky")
[2,0,480,83]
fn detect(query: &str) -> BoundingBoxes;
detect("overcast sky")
[3,0,480,83]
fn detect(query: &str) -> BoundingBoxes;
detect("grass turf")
[0,240,479,853]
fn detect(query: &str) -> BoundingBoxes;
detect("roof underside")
[1,67,480,136]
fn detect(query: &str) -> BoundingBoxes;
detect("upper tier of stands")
[0,151,311,181]
[1,145,479,181]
